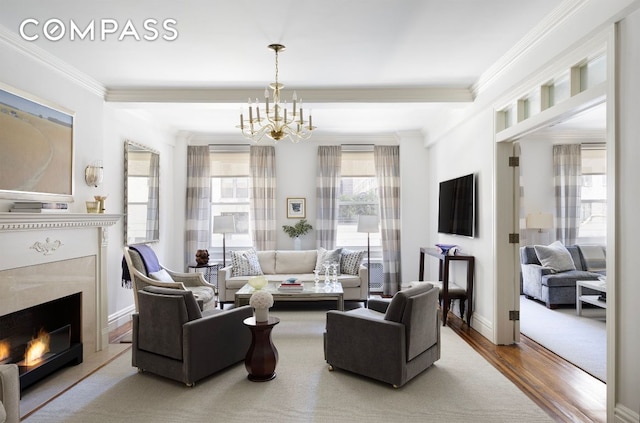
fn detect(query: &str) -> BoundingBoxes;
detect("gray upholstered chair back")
[137,286,202,360]
[384,283,437,361]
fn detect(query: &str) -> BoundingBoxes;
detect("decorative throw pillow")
[149,269,175,282]
[314,247,343,275]
[231,248,264,277]
[340,249,366,275]
[534,241,576,272]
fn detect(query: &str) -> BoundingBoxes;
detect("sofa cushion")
[542,270,601,287]
[340,249,365,275]
[231,248,263,277]
[315,247,343,274]
[257,250,276,274]
[276,250,317,274]
[534,241,576,272]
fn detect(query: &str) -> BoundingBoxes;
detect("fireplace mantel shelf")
[0,213,121,232]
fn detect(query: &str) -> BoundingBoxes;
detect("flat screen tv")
[438,173,476,237]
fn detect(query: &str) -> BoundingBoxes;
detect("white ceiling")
[1,0,576,136]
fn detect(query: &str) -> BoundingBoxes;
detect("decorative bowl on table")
[248,275,268,290]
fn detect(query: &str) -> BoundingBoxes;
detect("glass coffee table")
[235,281,344,311]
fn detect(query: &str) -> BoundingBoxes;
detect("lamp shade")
[526,212,553,230]
[357,215,380,233]
[213,215,236,234]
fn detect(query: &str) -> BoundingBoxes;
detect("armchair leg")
[328,364,334,371]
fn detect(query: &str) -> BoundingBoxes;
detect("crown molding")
[0,24,105,97]
[471,0,589,98]
[105,86,473,104]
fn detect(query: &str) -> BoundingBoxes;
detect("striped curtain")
[374,145,401,296]
[553,144,581,245]
[145,151,160,241]
[185,146,211,266]
[250,145,277,251]
[316,146,341,249]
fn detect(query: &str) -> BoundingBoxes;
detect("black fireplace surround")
[0,292,83,391]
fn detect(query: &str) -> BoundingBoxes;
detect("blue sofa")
[520,244,606,309]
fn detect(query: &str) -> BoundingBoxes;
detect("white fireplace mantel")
[0,212,121,352]
[0,212,120,232]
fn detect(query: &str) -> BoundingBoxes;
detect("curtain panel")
[185,146,211,266]
[316,146,341,249]
[374,145,401,296]
[250,145,277,250]
[553,144,581,245]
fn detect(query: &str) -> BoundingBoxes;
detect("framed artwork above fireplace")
[0,82,75,202]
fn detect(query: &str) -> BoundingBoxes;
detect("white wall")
[102,104,178,320]
[519,139,556,245]
[427,108,496,339]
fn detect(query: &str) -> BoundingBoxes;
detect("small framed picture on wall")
[286,197,306,218]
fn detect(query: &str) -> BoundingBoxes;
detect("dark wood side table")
[419,247,475,327]
[243,316,280,382]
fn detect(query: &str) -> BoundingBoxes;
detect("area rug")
[25,308,551,423]
[519,296,606,382]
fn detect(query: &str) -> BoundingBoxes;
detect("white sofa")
[217,249,368,307]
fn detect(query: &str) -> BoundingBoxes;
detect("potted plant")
[282,219,313,250]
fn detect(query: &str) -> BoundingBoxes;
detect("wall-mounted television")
[437,173,476,238]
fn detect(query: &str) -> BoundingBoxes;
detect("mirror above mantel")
[124,141,159,245]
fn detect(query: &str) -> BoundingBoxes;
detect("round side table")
[243,316,280,382]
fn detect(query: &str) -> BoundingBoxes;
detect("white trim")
[0,24,105,97]
[108,304,135,333]
[472,0,591,97]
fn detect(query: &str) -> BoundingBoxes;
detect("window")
[210,146,252,249]
[578,145,606,244]
[336,148,381,252]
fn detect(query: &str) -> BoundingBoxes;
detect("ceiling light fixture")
[238,44,315,143]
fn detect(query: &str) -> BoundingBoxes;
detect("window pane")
[337,175,381,248]
[126,204,149,244]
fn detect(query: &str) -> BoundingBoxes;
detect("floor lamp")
[357,215,380,299]
[213,215,236,267]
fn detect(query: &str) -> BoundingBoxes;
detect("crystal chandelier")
[238,44,315,143]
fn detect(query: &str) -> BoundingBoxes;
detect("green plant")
[282,219,313,238]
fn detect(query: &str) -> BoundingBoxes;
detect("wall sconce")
[85,161,104,187]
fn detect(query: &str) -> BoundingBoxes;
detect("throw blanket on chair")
[122,244,162,289]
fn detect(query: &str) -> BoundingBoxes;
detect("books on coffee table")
[278,278,304,291]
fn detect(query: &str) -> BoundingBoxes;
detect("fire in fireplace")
[0,293,83,391]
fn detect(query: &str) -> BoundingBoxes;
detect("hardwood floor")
[446,313,606,423]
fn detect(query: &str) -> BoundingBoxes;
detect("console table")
[419,248,475,326]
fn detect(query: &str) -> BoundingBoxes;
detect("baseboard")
[469,311,493,343]
[108,305,135,333]
[614,403,639,423]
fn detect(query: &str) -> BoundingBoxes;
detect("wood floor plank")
[445,313,606,423]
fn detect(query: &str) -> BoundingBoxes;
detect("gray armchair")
[324,283,441,387]
[124,245,216,311]
[132,286,252,386]
[0,364,19,423]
